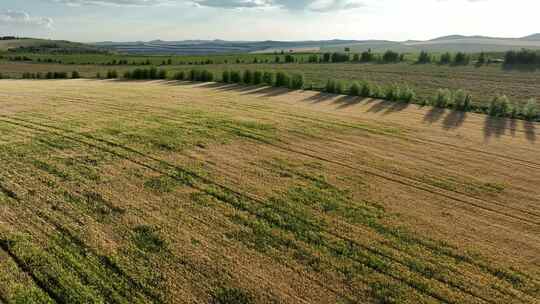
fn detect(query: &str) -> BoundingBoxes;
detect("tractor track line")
[0,117,528,304]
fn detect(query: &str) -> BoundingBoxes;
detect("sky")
[0,0,539,42]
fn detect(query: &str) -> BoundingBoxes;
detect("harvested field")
[0,79,538,303]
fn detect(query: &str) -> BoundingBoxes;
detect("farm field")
[0,79,538,303]
[1,61,540,106]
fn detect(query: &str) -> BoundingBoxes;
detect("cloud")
[193,0,273,9]
[0,10,54,29]
[306,0,365,12]
[55,0,365,11]
[54,0,165,6]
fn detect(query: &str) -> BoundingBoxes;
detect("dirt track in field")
[0,79,538,303]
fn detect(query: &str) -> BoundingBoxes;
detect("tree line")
[504,49,540,65]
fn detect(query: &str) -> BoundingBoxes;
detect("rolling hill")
[0,37,107,54]
[94,34,540,54]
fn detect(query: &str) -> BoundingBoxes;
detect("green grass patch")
[132,225,168,254]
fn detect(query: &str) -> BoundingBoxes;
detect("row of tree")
[416,51,471,65]
[504,49,540,65]
[21,71,80,79]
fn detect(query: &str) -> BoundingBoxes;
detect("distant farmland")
[0,79,538,303]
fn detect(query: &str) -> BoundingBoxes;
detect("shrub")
[453,90,472,111]
[382,50,401,63]
[322,53,331,63]
[308,54,319,63]
[106,70,118,79]
[289,73,304,90]
[324,80,347,94]
[439,52,452,65]
[335,80,345,95]
[274,72,290,88]
[325,79,336,93]
[221,70,230,83]
[349,82,361,96]
[242,70,253,84]
[53,72,68,79]
[188,69,198,81]
[157,69,167,79]
[360,81,373,97]
[123,71,132,79]
[253,71,263,85]
[96,72,101,79]
[174,71,186,80]
[522,99,539,120]
[477,52,487,65]
[211,287,253,304]
[71,71,80,79]
[230,71,242,83]
[417,51,431,64]
[434,89,453,108]
[284,54,295,63]
[262,71,274,86]
[453,52,470,65]
[504,49,540,65]
[488,95,511,117]
[200,70,213,82]
[384,85,401,101]
[331,52,349,63]
[360,49,375,62]
[149,67,158,79]
[399,86,416,102]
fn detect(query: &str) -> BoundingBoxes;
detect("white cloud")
[0,10,54,29]
[54,0,366,11]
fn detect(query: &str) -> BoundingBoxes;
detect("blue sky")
[0,0,538,42]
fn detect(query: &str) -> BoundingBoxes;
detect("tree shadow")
[241,86,292,97]
[423,107,446,124]
[442,110,467,130]
[483,116,509,141]
[366,100,410,115]
[302,92,336,104]
[524,121,537,143]
[333,95,366,109]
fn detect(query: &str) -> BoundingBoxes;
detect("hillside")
[324,34,540,53]
[0,38,106,54]
[93,39,359,55]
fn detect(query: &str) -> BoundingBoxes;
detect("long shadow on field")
[524,121,537,143]
[195,82,232,89]
[423,107,446,124]
[442,110,467,130]
[302,92,335,104]
[483,116,509,141]
[483,116,538,143]
[333,96,366,109]
[366,100,410,115]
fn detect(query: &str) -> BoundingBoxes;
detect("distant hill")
[522,33,540,41]
[324,35,540,53]
[92,34,540,55]
[92,39,362,55]
[5,34,540,55]
[0,37,107,54]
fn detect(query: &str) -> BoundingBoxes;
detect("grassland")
[0,79,538,303]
